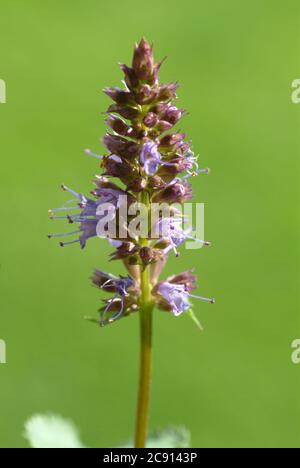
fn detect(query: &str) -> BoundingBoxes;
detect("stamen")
[196,168,210,174]
[66,217,96,223]
[59,239,80,247]
[48,206,79,216]
[110,299,125,322]
[85,149,102,159]
[48,199,81,218]
[189,294,215,304]
[61,184,86,203]
[173,245,180,257]
[48,230,81,238]
[101,279,115,289]
[100,311,117,326]
[186,236,211,246]
[48,215,77,221]
[118,286,129,296]
[181,168,210,180]
[101,296,119,325]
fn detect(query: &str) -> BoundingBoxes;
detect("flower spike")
[49,38,214,449]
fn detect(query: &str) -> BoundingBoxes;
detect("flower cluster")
[49,39,214,325]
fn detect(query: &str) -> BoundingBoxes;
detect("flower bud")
[129,126,147,140]
[152,238,170,249]
[147,175,165,189]
[104,87,133,105]
[105,115,130,136]
[152,181,192,203]
[103,134,140,159]
[110,242,140,260]
[103,154,135,180]
[157,83,178,102]
[92,175,123,195]
[132,38,154,80]
[160,132,185,148]
[162,106,182,124]
[150,60,165,85]
[135,84,158,104]
[127,177,147,192]
[157,157,191,176]
[107,104,140,121]
[156,120,173,132]
[119,64,139,90]
[143,112,159,128]
[140,247,164,266]
[150,103,166,114]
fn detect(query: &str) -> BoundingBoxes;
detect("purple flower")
[91,270,136,325]
[140,142,162,175]
[92,187,129,209]
[140,141,192,177]
[158,282,190,316]
[48,183,130,248]
[156,272,215,316]
[92,270,134,296]
[108,239,124,248]
[154,217,210,256]
[181,151,210,179]
[153,150,209,180]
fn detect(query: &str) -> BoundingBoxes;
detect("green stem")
[135,267,153,448]
[134,190,153,448]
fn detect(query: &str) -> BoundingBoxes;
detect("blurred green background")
[0,0,299,448]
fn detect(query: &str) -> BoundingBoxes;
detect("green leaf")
[186,309,204,331]
[24,414,85,448]
[24,415,190,449]
[121,426,190,448]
